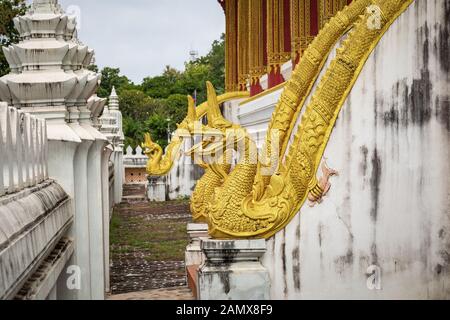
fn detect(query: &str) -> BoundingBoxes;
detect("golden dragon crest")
[145,0,414,239]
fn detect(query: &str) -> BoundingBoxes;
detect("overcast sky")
[49,0,225,84]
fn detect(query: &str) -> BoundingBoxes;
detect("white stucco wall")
[262,0,450,299]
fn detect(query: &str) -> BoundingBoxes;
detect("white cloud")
[53,0,225,83]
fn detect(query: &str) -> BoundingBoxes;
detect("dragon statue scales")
[145,0,415,239]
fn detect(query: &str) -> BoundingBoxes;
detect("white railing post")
[29,116,37,186]
[4,106,13,194]
[0,104,49,195]
[135,145,143,157]
[0,104,5,197]
[10,107,23,192]
[125,145,133,157]
[22,112,31,188]
[42,118,48,180]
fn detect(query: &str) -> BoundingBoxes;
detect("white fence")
[0,102,48,197]
[123,145,147,168]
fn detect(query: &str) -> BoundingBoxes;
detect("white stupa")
[0,0,105,141]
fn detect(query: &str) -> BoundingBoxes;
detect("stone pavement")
[109,185,194,299]
[108,287,194,300]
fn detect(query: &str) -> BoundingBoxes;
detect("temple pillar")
[249,0,267,96]
[101,145,114,294]
[318,0,349,30]
[86,137,107,299]
[225,0,239,92]
[237,0,250,91]
[290,0,320,66]
[267,0,291,88]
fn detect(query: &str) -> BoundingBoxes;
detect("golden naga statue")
[146,0,414,239]
[143,93,249,177]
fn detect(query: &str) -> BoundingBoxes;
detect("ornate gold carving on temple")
[146,0,414,239]
[238,0,250,90]
[248,0,267,88]
[267,0,292,74]
[253,0,371,200]
[290,0,316,63]
[224,0,239,92]
[319,0,350,29]
[307,160,339,206]
[144,91,249,176]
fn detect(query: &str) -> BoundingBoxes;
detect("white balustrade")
[123,145,147,168]
[0,102,48,196]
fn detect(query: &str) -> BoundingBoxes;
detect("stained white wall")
[262,0,450,299]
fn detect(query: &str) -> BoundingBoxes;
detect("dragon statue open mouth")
[144,0,415,239]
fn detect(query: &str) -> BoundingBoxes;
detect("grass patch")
[110,202,191,261]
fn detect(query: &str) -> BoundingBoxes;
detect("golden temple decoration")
[249,0,267,86]
[225,0,239,92]
[144,91,249,177]
[238,0,250,91]
[290,0,315,63]
[267,0,292,74]
[253,0,369,200]
[319,0,349,29]
[186,0,414,239]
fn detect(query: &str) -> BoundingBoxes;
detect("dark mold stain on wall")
[438,0,450,74]
[334,248,354,275]
[370,148,382,222]
[360,145,369,178]
[218,271,232,294]
[369,148,381,266]
[281,230,288,297]
[435,96,450,132]
[382,21,443,130]
[292,248,301,291]
[292,222,301,291]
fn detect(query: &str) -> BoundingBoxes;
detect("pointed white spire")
[109,86,119,110]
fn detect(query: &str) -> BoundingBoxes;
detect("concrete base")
[185,223,209,299]
[147,176,166,202]
[185,223,209,266]
[198,239,270,300]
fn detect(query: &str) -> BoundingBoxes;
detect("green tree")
[123,116,144,149]
[141,65,182,99]
[115,34,225,149]
[119,89,154,120]
[163,94,188,125]
[197,33,225,94]
[97,67,135,98]
[144,114,171,149]
[0,0,28,77]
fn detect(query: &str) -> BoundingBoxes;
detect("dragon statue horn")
[206,81,233,129]
[206,81,222,121]
[187,95,197,122]
[143,132,153,146]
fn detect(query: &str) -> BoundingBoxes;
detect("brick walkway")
[109,185,193,300]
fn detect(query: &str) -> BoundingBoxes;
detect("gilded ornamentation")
[253,0,371,201]
[186,0,414,239]
[267,0,292,74]
[307,160,338,206]
[143,91,249,177]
